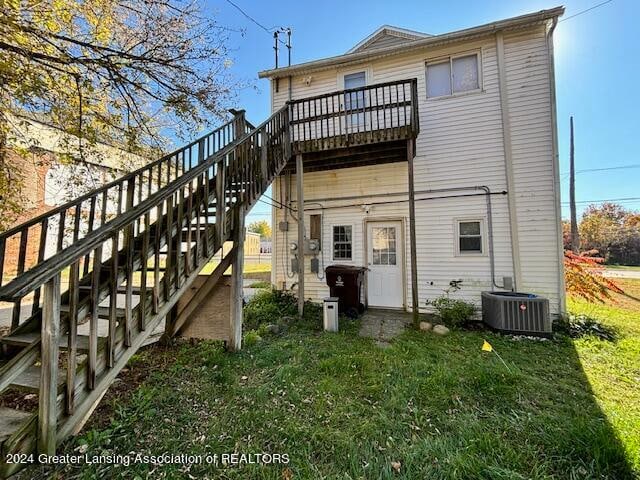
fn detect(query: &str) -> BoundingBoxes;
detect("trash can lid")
[323,297,340,302]
[325,264,368,273]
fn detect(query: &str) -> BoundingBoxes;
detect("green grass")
[605,265,640,271]
[199,261,271,275]
[25,282,640,479]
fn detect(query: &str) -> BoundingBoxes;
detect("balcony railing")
[288,78,419,154]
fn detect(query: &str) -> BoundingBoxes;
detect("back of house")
[259,7,566,315]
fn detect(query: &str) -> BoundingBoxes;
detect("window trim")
[454,218,486,256]
[425,50,482,100]
[332,224,354,261]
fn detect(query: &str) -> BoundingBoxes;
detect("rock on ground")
[433,324,450,335]
[419,322,433,331]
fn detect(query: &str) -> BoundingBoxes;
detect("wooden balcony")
[282,78,419,173]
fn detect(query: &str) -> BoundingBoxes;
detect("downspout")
[495,30,523,292]
[545,17,566,312]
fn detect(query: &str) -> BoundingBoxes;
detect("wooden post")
[216,157,226,246]
[407,140,419,325]
[39,273,61,456]
[229,205,245,352]
[296,153,305,317]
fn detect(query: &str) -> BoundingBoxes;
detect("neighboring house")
[260,240,273,254]
[259,8,565,314]
[3,115,146,273]
[220,229,265,258]
[244,231,261,256]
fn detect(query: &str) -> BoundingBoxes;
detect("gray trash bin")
[323,297,339,332]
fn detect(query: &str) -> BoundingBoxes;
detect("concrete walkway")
[359,309,413,347]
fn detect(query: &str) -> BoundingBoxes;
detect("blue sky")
[206,0,639,224]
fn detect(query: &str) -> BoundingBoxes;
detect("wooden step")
[0,332,103,351]
[10,365,65,393]
[61,304,126,318]
[0,407,33,445]
[78,285,150,295]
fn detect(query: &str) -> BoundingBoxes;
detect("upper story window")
[344,71,366,89]
[426,53,480,98]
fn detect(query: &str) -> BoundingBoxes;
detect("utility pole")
[569,116,580,253]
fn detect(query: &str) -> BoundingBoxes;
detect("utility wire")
[561,163,640,175]
[561,196,640,205]
[559,0,614,22]
[224,0,288,44]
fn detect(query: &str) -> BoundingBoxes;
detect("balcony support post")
[407,140,419,325]
[296,153,305,317]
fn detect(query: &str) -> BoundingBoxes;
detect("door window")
[371,227,397,265]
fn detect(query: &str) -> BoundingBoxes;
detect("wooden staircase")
[0,106,291,477]
[0,78,419,477]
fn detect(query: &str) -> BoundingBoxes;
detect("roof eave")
[258,6,564,79]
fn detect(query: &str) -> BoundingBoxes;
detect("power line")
[560,163,640,176]
[559,0,614,22]
[561,196,640,205]
[224,0,287,45]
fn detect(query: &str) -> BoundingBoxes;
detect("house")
[0,8,568,466]
[2,114,147,274]
[244,230,262,256]
[259,7,566,315]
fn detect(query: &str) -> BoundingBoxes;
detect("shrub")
[248,281,271,289]
[243,330,262,347]
[554,313,618,341]
[243,289,297,331]
[427,297,476,327]
[564,250,623,303]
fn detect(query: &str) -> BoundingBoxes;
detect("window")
[457,220,483,254]
[344,71,366,90]
[371,227,397,265]
[426,53,479,98]
[333,225,352,260]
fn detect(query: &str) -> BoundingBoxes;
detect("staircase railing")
[0,114,248,329]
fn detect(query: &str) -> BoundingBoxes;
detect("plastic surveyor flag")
[481,339,511,373]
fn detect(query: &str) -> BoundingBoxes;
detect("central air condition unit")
[481,292,551,336]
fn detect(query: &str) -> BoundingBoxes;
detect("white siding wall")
[504,28,563,309]
[272,164,409,302]
[270,24,563,314]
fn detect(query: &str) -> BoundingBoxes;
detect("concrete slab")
[359,309,413,344]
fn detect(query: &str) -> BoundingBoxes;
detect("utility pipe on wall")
[292,186,510,295]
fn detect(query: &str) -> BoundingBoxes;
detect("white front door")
[367,221,403,308]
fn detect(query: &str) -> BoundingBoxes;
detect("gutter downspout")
[496,30,523,292]
[545,17,566,313]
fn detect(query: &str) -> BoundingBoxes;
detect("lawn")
[605,265,640,271]
[22,281,639,479]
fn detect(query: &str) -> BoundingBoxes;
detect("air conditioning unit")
[481,292,551,336]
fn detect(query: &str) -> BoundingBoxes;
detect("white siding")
[272,164,409,302]
[504,28,562,311]
[269,24,563,314]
